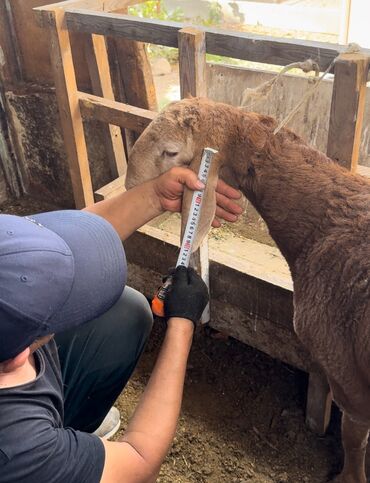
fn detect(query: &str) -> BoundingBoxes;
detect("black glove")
[164,266,209,324]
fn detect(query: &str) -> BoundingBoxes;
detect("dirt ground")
[3,197,346,483]
[116,320,344,483]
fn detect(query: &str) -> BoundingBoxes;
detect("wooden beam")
[110,38,157,111]
[62,9,366,72]
[84,33,127,178]
[46,9,94,208]
[0,1,23,84]
[78,92,157,131]
[107,34,157,152]
[178,27,210,324]
[327,52,370,171]
[95,174,126,201]
[33,1,139,27]
[179,27,207,99]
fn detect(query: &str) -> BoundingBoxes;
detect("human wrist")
[166,317,195,336]
[146,179,165,217]
[149,177,166,215]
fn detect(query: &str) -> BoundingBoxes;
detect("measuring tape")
[151,147,218,317]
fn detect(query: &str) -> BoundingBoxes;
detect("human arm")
[99,267,208,483]
[84,167,243,241]
[100,318,193,483]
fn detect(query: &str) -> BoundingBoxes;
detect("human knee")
[113,287,153,337]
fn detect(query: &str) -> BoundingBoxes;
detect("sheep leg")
[306,371,332,435]
[333,412,369,483]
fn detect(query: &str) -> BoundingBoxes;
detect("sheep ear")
[181,153,219,253]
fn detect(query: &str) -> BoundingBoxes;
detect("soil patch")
[115,321,342,483]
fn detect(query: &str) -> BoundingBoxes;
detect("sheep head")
[127,98,224,251]
[126,97,270,251]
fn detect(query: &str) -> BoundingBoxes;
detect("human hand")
[153,167,243,227]
[164,266,209,325]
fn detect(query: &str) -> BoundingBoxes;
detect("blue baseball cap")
[0,210,126,362]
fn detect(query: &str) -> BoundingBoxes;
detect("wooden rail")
[78,92,157,131]
[61,9,355,72]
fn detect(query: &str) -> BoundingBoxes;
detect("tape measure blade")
[176,147,218,267]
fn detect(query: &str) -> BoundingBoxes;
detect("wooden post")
[327,52,369,172]
[178,27,207,99]
[45,8,94,208]
[111,38,157,112]
[107,36,157,153]
[306,372,332,436]
[84,33,127,179]
[178,27,210,323]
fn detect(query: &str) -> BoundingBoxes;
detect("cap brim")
[32,210,126,333]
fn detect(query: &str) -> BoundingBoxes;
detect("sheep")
[126,97,370,483]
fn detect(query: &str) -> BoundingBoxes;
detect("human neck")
[0,353,37,389]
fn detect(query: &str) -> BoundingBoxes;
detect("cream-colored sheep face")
[126,107,197,190]
[126,98,224,252]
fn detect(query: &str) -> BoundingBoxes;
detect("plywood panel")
[207,63,370,167]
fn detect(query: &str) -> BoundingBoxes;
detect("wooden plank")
[178,27,210,324]
[94,174,126,201]
[107,35,157,153]
[357,165,370,178]
[327,52,370,171]
[84,33,127,178]
[65,10,179,47]
[305,372,332,436]
[78,92,157,131]
[46,8,94,208]
[33,1,141,30]
[109,38,157,111]
[62,9,368,72]
[124,227,306,368]
[10,1,90,87]
[178,27,207,98]
[0,0,23,84]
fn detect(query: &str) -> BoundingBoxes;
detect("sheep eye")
[163,150,178,158]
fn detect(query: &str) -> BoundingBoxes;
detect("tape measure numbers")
[152,147,218,317]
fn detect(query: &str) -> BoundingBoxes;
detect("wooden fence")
[34,0,370,437]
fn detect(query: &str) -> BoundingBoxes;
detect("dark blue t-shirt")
[0,340,105,482]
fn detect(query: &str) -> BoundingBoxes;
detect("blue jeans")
[54,287,153,432]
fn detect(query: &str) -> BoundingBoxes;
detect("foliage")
[128,1,225,63]
[128,1,184,23]
[200,2,223,27]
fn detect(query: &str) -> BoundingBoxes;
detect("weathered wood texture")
[63,9,370,72]
[178,27,210,323]
[178,27,207,99]
[94,174,125,201]
[0,0,90,87]
[34,0,139,25]
[1,1,146,88]
[124,226,311,371]
[106,35,157,152]
[83,33,127,178]
[0,1,22,84]
[47,8,94,208]
[207,63,370,167]
[78,92,156,131]
[108,38,157,111]
[0,87,24,198]
[327,53,370,171]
